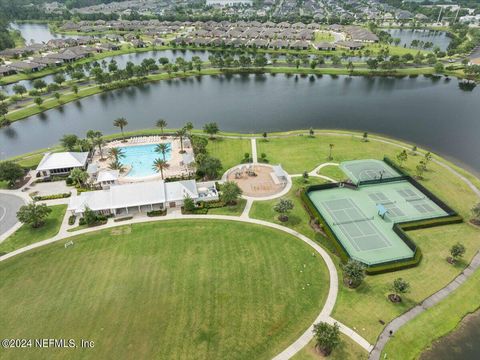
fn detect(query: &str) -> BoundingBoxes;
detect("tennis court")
[340,159,402,185]
[307,160,448,265]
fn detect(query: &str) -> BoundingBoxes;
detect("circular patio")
[225,164,290,199]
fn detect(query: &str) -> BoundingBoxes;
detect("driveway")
[0,193,26,238]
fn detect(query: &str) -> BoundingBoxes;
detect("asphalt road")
[0,193,25,238]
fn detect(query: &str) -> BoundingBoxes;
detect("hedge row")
[301,176,462,274]
[147,209,167,217]
[32,192,71,201]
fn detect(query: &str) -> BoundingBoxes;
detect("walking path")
[251,138,258,163]
[369,250,480,360]
[0,205,372,358]
[2,131,480,359]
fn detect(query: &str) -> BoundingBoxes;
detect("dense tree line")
[0,15,15,50]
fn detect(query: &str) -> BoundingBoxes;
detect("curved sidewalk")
[369,250,480,360]
[0,211,372,358]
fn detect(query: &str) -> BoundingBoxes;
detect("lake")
[1,74,479,177]
[420,311,480,360]
[10,22,79,44]
[384,28,451,51]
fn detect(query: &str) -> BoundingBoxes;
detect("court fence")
[301,160,463,274]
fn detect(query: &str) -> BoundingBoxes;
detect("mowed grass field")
[0,205,66,254]
[0,220,329,360]
[206,137,251,173]
[256,133,480,343]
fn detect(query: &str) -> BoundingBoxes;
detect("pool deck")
[308,180,448,265]
[92,136,195,183]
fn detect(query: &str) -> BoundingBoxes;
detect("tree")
[302,171,309,183]
[17,203,52,228]
[390,278,410,302]
[415,160,427,179]
[152,158,170,179]
[69,168,88,186]
[12,84,27,97]
[184,122,194,135]
[33,79,47,91]
[313,322,340,356]
[274,198,294,222]
[54,73,66,85]
[83,206,100,226]
[424,152,432,170]
[93,136,107,160]
[220,181,243,205]
[108,147,125,161]
[262,131,268,141]
[347,61,355,75]
[108,159,125,172]
[155,143,170,161]
[72,85,79,95]
[183,195,196,212]
[362,132,368,142]
[449,243,466,263]
[434,62,444,74]
[328,144,334,160]
[342,260,366,288]
[34,97,43,107]
[396,150,408,167]
[156,118,168,138]
[0,102,8,121]
[203,122,219,139]
[77,138,91,152]
[309,127,314,137]
[60,134,79,151]
[175,127,188,153]
[0,161,24,186]
[54,92,61,102]
[196,154,222,180]
[472,203,480,222]
[113,117,128,142]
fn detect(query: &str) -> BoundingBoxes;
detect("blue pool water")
[118,143,172,178]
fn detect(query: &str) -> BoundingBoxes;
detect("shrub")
[68,215,76,225]
[147,209,167,217]
[32,192,71,201]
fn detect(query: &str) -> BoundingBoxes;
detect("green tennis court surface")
[308,160,448,266]
[340,159,402,185]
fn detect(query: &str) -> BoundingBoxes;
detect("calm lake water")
[10,22,78,44]
[1,74,479,175]
[420,311,480,360]
[384,28,451,51]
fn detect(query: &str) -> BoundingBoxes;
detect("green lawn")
[0,220,329,360]
[332,223,480,343]
[318,164,345,181]
[0,205,66,254]
[205,137,251,174]
[256,133,480,347]
[381,268,480,360]
[250,176,329,240]
[256,134,478,217]
[314,31,334,43]
[292,334,368,360]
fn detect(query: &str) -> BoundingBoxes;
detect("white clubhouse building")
[68,179,218,216]
[36,152,89,177]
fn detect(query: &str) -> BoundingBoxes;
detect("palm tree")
[93,136,107,160]
[155,143,170,161]
[109,147,125,161]
[156,118,168,138]
[76,138,92,152]
[113,117,128,142]
[328,144,334,160]
[108,159,125,172]
[175,127,188,153]
[152,158,170,180]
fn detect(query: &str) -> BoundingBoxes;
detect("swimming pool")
[118,143,172,178]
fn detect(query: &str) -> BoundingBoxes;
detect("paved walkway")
[2,131,480,359]
[0,190,31,243]
[251,138,258,163]
[370,250,480,360]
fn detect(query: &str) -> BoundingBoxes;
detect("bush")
[68,215,76,225]
[114,216,133,222]
[32,192,71,201]
[147,209,167,217]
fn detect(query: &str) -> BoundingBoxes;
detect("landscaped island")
[0,128,479,359]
